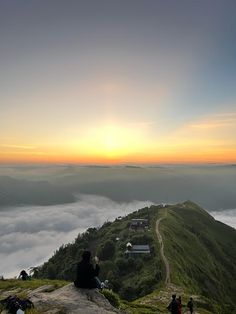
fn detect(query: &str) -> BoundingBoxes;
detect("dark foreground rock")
[29,284,121,314]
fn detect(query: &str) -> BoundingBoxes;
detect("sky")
[1,0,236,164]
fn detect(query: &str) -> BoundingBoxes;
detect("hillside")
[160,202,236,307]
[36,201,236,313]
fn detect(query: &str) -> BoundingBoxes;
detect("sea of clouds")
[0,194,153,278]
[210,209,236,230]
[0,194,235,278]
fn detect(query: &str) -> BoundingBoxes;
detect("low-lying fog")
[0,164,235,277]
[1,164,236,210]
[0,195,152,277]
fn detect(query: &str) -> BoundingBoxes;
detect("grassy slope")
[0,278,68,292]
[160,201,236,313]
[36,201,236,313]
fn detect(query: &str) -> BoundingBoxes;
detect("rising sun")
[71,124,144,162]
[99,126,127,157]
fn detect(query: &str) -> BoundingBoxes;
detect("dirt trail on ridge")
[156,213,170,285]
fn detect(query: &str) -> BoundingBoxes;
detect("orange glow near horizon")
[1,145,236,165]
[1,112,236,165]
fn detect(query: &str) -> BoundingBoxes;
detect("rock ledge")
[28,283,121,314]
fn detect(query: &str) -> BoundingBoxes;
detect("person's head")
[178,296,181,302]
[81,250,91,262]
[190,297,193,301]
[172,294,176,299]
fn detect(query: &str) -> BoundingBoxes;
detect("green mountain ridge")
[36,201,236,313]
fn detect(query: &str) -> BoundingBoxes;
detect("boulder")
[29,283,121,314]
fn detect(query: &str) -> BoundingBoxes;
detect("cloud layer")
[211,209,236,230]
[0,195,152,278]
[1,193,235,278]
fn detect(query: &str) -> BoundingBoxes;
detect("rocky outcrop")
[28,284,121,314]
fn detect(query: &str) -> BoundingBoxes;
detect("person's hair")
[172,294,176,299]
[82,250,91,262]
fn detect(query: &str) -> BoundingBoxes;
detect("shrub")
[101,289,120,308]
[115,258,129,275]
[99,260,115,279]
[127,257,135,268]
[137,275,157,296]
[106,271,121,291]
[119,285,137,301]
[97,240,116,260]
[134,258,143,271]
[46,264,56,279]
[130,234,152,245]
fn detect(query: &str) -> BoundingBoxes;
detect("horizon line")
[0,161,235,167]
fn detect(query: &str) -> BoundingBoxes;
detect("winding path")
[156,214,170,285]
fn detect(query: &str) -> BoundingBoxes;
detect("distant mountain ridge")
[0,176,75,207]
[36,201,236,313]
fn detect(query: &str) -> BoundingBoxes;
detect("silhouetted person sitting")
[187,297,194,314]
[74,250,100,289]
[19,270,28,281]
[167,294,179,314]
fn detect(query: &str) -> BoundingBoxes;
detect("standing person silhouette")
[167,294,179,314]
[74,250,100,289]
[187,297,194,314]
[177,296,182,314]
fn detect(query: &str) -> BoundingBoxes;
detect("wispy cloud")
[189,112,236,129]
[2,145,37,150]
